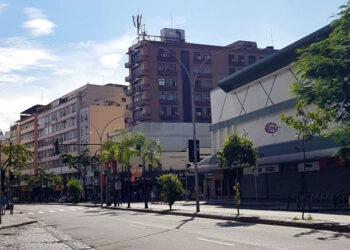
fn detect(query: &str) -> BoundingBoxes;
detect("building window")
[194,52,201,60]
[195,94,202,101]
[204,80,212,88]
[159,93,166,100]
[204,66,211,74]
[194,65,199,73]
[160,106,167,116]
[203,52,210,60]
[158,63,165,71]
[207,108,211,117]
[238,55,245,64]
[196,108,202,117]
[169,79,176,87]
[205,93,210,102]
[158,78,166,86]
[195,80,201,88]
[168,64,176,72]
[158,49,166,58]
[248,55,256,65]
[228,55,234,64]
[171,106,178,116]
[168,93,176,101]
[122,98,126,102]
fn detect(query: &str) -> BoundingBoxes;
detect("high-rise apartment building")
[36,83,130,178]
[125,28,276,125]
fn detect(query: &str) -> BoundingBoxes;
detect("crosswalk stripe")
[69,208,76,211]
[49,210,55,213]
[58,209,65,212]
[28,212,34,215]
[38,211,44,214]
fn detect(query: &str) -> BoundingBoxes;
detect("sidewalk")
[0,210,37,230]
[98,201,350,233]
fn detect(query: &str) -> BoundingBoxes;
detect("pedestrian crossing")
[23,206,86,215]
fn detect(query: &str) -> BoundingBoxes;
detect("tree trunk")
[127,172,131,208]
[143,163,148,209]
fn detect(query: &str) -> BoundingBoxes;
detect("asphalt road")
[16,204,350,250]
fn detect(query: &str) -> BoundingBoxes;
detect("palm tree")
[139,138,162,208]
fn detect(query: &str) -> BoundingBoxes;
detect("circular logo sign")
[265,122,278,134]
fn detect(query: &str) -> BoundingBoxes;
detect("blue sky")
[0,0,345,131]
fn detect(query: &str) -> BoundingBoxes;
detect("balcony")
[125,88,134,96]
[134,54,149,63]
[194,57,211,64]
[125,75,134,82]
[196,73,212,78]
[228,61,245,67]
[126,103,133,110]
[195,100,211,106]
[195,86,212,92]
[135,83,150,92]
[132,113,151,123]
[159,85,177,91]
[158,56,176,62]
[125,61,132,68]
[195,115,211,122]
[134,69,149,78]
[159,99,178,105]
[159,114,179,121]
[158,69,177,76]
[134,98,150,107]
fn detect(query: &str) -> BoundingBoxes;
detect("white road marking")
[28,212,34,215]
[38,211,44,214]
[58,209,65,212]
[49,210,56,213]
[196,238,235,247]
[129,224,146,229]
[75,207,84,210]
[69,208,76,211]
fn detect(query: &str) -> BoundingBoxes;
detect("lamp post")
[86,115,126,208]
[137,42,236,212]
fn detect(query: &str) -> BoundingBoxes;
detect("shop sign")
[298,161,320,172]
[265,122,279,134]
[130,166,143,177]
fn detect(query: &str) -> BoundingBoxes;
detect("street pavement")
[14,204,350,249]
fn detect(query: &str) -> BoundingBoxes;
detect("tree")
[281,101,333,219]
[31,167,60,202]
[158,174,184,210]
[67,177,82,203]
[292,3,350,161]
[216,133,257,215]
[135,134,162,209]
[0,143,32,195]
[61,149,91,200]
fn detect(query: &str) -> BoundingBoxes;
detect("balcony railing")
[125,75,134,82]
[228,61,245,66]
[135,84,150,92]
[125,88,134,96]
[134,69,149,78]
[159,114,179,120]
[134,98,150,107]
[158,69,177,76]
[125,61,132,68]
[159,99,178,105]
[195,115,211,122]
[194,86,212,92]
[158,56,176,62]
[159,85,177,91]
[196,73,212,78]
[132,113,151,123]
[195,100,211,106]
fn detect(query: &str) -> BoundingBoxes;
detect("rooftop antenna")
[132,14,143,40]
[270,28,274,47]
[171,11,173,29]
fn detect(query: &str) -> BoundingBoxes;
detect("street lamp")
[86,115,126,208]
[137,42,235,212]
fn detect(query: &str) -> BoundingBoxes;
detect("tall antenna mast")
[132,14,143,41]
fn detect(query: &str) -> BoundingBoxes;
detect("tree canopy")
[158,174,184,210]
[217,133,257,169]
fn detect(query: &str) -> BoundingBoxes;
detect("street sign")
[130,166,143,177]
[265,122,278,134]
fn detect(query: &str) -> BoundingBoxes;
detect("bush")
[67,177,82,203]
[158,174,184,210]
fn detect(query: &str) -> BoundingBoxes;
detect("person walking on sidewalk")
[1,194,6,215]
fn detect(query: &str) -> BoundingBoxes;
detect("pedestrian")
[1,194,7,215]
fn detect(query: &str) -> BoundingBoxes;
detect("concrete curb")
[0,220,37,230]
[100,206,350,233]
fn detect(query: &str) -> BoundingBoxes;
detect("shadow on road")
[294,229,350,241]
[216,220,255,227]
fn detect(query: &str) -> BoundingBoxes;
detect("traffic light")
[53,140,60,155]
[188,139,199,163]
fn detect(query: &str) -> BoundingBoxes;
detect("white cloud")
[99,53,123,68]
[0,1,7,14]
[22,7,56,37]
